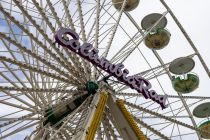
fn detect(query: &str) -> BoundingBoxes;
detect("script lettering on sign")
[55,28,168,109]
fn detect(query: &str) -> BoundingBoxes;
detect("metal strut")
[71,91,108,140]
[107,93,147,140]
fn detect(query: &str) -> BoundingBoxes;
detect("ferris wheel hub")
[86,81,99,95]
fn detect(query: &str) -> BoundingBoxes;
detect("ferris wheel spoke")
[125,96,202,119]
[81,5,97,33]
[0,56,78,85]
[111,11,168,65]
[139,105,183,139]
[135,116,184,139]
[0,6,83,78]
[72,0,92,80]
[60,0,88,77]
[112,71,166,91]
[161,99,203,118]
[0,3,87,81]
[0,90,37,110]
[0,117,39,121]
[116,93,208,119]
[0,86,77,94]
[109,32,142,64]
[75,0,87,43]
[1,17,37,89]
[0,112,38,128]
[61,0,76,32]
[0,120,40,139]
[45,0,62,28]
[91,29,138,79]
[0,60,27,87]
[102,0,127,58]
[11,0,56,45]
[133,116,169,140]
[92,24,115,47]
[87,3,116,44]
[44,0,89,78]
[93,0,104,49]
[0,91,84,130]
[0,37,35,89]
[0,33,83,84]
[0,71,40,106]
[0,99,35,112]
[30,0,55,32]
[80,0,106,80]
[0,93,88,139]
[116,92,210,100]
[0,84,59,107]
[124,100,210,136]
[83,1,111,45]
[52,0,93,81]
[109,31,140,63]
[151,121,175,138]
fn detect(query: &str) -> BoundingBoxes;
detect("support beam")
[116,99,147,140]
[107,94,146,140]
[72,91,108,140]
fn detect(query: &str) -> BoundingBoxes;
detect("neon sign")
[55,28,168,109]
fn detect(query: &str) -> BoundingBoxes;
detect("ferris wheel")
[0,0,210,139]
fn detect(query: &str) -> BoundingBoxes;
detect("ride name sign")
[55,28,168,109]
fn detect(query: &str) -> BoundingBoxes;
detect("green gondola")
[172,73,199,93]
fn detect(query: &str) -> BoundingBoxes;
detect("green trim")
[199,120,210,128]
